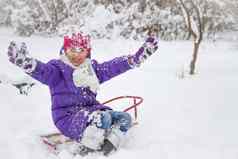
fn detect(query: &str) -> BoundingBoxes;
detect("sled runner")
[40,96,143,156]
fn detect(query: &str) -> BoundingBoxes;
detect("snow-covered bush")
[0,0,237,40]
[0,0,13,27]
[9,0,68,36]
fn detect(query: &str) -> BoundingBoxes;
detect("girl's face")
[65,48,89,66]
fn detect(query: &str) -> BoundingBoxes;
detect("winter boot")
[77,145,96,156]
[80,125,105,150]
[100,139,116,156]
[101,127,125,156]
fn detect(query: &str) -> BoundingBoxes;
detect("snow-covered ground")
[0,28,238,159]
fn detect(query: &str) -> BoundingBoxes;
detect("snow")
[0,28,238,159]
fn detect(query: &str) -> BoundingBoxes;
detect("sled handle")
[102,96,143,121]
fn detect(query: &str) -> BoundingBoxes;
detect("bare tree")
[178,0,204,75]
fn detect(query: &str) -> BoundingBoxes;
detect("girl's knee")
[118,112,132,132]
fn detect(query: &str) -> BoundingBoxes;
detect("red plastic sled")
[40,95,143,154]
[102,95,143,123]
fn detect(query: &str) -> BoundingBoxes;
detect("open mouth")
[71,58,83,65]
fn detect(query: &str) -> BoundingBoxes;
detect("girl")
[7,32,158,155]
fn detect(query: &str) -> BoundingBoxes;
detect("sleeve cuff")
[127,55,140,68]
[24,58,37,74]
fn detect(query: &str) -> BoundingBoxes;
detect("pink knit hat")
[62,32,91,55]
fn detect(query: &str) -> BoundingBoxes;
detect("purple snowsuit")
[29,57,132,141]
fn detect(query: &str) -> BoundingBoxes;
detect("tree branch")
[190,0,203,43]
[178,0,197,38]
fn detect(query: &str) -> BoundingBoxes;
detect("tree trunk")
[189,41,200,75]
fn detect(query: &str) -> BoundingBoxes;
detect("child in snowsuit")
[7,32,158,155]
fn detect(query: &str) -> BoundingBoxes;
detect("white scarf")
[60,54,100,93]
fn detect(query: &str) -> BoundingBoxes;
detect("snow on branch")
[178,0,203,43]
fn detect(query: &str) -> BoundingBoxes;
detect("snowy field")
[0,28,238,159]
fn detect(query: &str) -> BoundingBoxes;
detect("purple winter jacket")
[29,56,132,141]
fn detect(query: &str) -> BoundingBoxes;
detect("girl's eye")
[71,48,83,53]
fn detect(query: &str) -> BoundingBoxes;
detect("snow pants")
[97,110,132,132]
